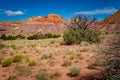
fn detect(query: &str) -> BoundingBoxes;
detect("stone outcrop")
[0,14,68,35]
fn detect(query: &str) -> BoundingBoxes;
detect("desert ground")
[0,37,104,80]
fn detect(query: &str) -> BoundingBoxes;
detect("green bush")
[28,60,36,66]
[63,30,77,45]
[7,35,17,40]
[11,45,21,49]
[69,66,80,76]
[0,34,25,40]
[45,33,53,38]
[2,58,12,67]
[16,35,25,39]
[27,33,60,40]
[52,34,61,38]
[0,34,17,40]
[63,29,101,45]
[35,71,48,80]
[13,55,23,63]
[27,34,39,40]
[0,34,7,40]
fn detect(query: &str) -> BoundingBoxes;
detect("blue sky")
[0,0,120,21]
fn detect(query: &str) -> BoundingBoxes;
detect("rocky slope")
[0,14,68,35]
[96,10,120,33]
[102,10,120,24]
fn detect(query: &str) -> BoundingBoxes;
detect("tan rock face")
[27,16,42,22]
[27,14,65,23]
[45,14,62,19]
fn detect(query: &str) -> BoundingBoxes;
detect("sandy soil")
[0,38,105,80]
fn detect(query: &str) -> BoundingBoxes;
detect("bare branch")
[70,15,96,30]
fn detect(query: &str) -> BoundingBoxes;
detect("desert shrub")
[80,41,89,46]
[0,34,7,40]
[23,54,30,62]
[69,54,75,60]
[11,45,21,49]
[99,34,120,80]
[50,71,61,78]
[69,66,80,76]
[0,34,17,40]
[16,35,25,39]
[76,54,83,60]
[27,34,39,40]
[63,15,101,45]
[1,49,7,54]
[2,58,12,67]
[63,30,77,45]
[31,43,37,47]
[87,58,101,69]
[35,71,48,80]
[15,65,32,76]
[0,34,25,40]
[45,33,53,38]
[41,52,53,59]
[50,40,55,44]
[52,34,61,38]
[62,60,71,67]
[28,60,36,66]
[26,33,60,40]
[13,55,23,63]
[63,29,101,45]
[7,75,17,80]
[7,35,17,40]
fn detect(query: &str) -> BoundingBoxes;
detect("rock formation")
[0,14,68,35]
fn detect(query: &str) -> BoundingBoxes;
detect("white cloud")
[5,10,25,16]
[75,7,118,15]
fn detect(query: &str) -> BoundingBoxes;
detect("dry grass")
[0,37,103,80]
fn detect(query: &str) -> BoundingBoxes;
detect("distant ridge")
[27,14,65,23]
[0,14,69,35]
[96,10,120,33]
[102,10,120,24]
